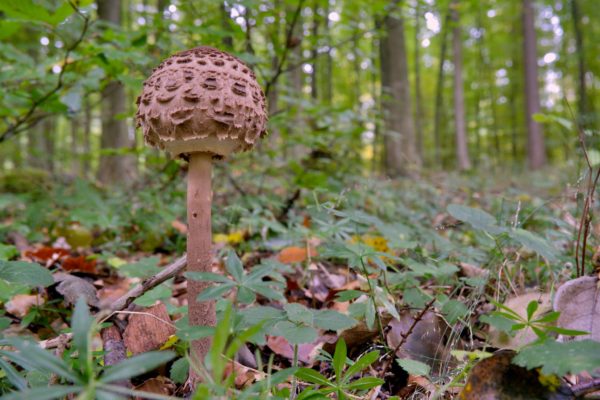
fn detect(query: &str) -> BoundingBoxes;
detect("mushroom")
[135,46,267,365]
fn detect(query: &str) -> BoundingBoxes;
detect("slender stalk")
[187,152,216,365]
[291,344,299,399]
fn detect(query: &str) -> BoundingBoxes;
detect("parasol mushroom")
[135,46,267,365]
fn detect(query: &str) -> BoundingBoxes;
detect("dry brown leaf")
[61,256,97,274]
[6,294,44,318]
[123,303,176,354]
[54,273,99,307]
[266,335,325,364]
[387,311,451,377]
[223,360,264,388]
[24,247,69,265]
[134,376,176,399]
[554,276,600,341]
[278,246,318,264]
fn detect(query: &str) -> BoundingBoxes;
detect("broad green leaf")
[225,250,244,282]
[0,357,27,391]
[100,351,175,383]
[447,204,499,232]
[0,385,83,400]
[274,321,317,345]
[509,229,558,262]
[197,283,235,301]
[513,340,600,375]
[71,297,93,376]
[119,257,161,279]
[397,358,430,376]
[0,244,18,261]
[333,339,346,380]
[344,351,380,380]
[313,310,357,331]
[284,303,314,325]
[170,357,189,384]
[295,368,332,386]
[442,300,469,324]
[134,284,171,306]
[0,261,53,287]
[345,376,384,390]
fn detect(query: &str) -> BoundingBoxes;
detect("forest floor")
[0,164,598,399]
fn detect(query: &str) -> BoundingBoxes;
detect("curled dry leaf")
[387,310,452,376]
[54,272,99,307]
[267,334,328,365]
[553,276,600,341]
[134,376,176,399]
[5,294,44,318]
[61,256,97,274]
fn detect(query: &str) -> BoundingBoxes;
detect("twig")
[572,377,600,397]
[0,2,91,143]
[264,0,305,97]
[378,298,436,379]
[97,255,187,320]
[41,255,187,349]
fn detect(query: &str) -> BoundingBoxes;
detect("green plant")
[486,299,587,341]
[295,339,384,399]
[0,298,175,399]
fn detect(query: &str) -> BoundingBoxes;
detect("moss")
[0,168,51,194]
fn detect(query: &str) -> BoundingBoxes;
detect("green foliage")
[0,298,175,399]
[513,340,600,376]
[295,339,383,399]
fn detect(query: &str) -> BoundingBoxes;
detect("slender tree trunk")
[451,1,470,170]
[379,7,420,177]
[322,1,333,105]
[570,0,589,129]
[97,0,137,184]
[413,1,424,162]
[433,10,451,167]
[522,0,546,169]
[310,0,319,101]
[83,97,92,177]
[71,115,80,176]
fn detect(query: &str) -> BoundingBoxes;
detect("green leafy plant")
[0,298,174,399]
[295,339,384,399]
[487,299,587,341]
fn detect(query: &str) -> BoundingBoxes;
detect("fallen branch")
[42,255,187,349]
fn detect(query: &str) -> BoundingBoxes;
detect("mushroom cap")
[136,46,267,157]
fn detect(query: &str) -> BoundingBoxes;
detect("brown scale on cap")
[136,46,268,157]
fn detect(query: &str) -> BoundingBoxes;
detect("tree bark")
[413,1,424,162]
[451,1,470,171]
[433,10,451,167]
[379,9,420,177]
[522,0,546,169]
[570,0,590,129]
[97,0,137,184]
[186,153,215,366]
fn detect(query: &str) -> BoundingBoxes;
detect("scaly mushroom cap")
[136,46,267,157]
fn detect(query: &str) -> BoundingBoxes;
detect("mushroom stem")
[187,151,216,365]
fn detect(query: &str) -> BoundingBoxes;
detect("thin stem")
[359,256,385,342]
[291,344,299,399]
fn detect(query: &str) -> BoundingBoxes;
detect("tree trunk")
[379,8,419,177]
[310,0,319,101]
[570,0,590,129]
[451,1,470,171]
[83,98,92,178]
[97,0,137,184]
[413,1,424,162]
[433,10,451,167]
[522,0,546,169]
[71,116,80,176]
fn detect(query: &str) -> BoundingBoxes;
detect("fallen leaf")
[267,334,328,364]
[387,311,452,377]
[54,273,99,307]
[123,302,176,354]
[554,276,600,341]
[278,246,318,264]
[24,247,69,265]
[6,294,44,318]
[324,313,393,354]
[134,376,176,399]
[61,256,97,274]
[223,360,263,388]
